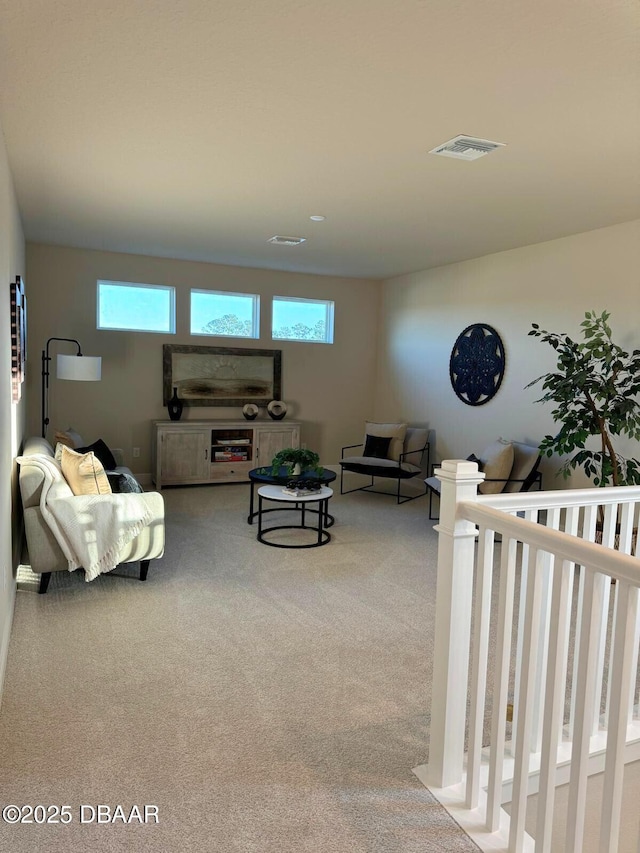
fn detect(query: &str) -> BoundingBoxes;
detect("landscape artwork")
[163,345,282,406]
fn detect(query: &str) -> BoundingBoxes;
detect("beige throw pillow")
[501,439,540,493]
[364,422,407,461]
[478,439,514,495]
[60,445,112,496]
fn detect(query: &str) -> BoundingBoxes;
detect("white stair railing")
[417,460,640,853]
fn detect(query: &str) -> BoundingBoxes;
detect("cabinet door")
[160,430,210,483]
[255,427,300,467]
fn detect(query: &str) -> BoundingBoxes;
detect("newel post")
[427,459,484,788]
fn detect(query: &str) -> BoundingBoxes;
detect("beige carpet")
[0,475,480,852]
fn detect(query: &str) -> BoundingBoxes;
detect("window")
[272,296,334,343]
[190,289,260,338]
[97,281,175,333]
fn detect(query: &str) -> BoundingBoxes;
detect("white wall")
[25,244,381,470]
[0,121,26,696]
[375,220,640,488]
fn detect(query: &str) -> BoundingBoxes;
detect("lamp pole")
[41,337,82,438]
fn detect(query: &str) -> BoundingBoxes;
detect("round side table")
[257,485,333,548]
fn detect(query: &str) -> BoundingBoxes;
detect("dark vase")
[167,387,183,421]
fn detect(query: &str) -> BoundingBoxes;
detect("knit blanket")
[18,453,152,581]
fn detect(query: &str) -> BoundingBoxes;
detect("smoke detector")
[429,135,506,161]
[268,235,306,246]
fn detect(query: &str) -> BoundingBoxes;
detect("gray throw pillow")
[107,471,144,493]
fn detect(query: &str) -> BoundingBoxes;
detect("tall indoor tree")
[527,310,640,486]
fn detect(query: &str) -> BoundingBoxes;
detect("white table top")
[258,485,333,503]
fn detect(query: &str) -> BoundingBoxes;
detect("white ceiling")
[0,0,639,280]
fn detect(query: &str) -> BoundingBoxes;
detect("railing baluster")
[512,509,538,757]
[509,546,544,852]
[486,536,517,832]
[536,549,573,852]
[592,504,616,734]
[560,506,580,733]
[566,568,604,853]
[602,502,634,729]
[466,525,495,809]
[618,501,635,555]
[631,605,640,722]
[531,508,561,753]
[569,504,598,739]
[599,581,639,852]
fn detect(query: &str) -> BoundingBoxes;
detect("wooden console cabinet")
[151,420,301,489]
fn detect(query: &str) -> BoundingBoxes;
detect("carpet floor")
[0,476,480,852]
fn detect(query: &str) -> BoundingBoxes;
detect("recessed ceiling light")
[268,235,306,246]
[310,215,326,222]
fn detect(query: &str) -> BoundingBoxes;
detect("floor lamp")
[41,337,102,438]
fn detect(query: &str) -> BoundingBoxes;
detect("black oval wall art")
[449,323,506,406]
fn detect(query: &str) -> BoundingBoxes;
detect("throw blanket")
[18,454,153,581]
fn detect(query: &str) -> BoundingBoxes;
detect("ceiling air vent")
[429,135,506,161]
[268,235,306,246]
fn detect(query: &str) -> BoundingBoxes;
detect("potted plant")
[527,310,640,487]
[269,447,322,477]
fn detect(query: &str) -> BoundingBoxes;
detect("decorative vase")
[293,462,302,476]
[242,403,259,421]
[167,387,183,421]
[267,400,287,420]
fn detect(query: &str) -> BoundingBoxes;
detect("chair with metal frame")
[340,425,430,504]
[425,439,543,520]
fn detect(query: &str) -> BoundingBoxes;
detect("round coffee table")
[257,485,333,548]
[247,466,337,525]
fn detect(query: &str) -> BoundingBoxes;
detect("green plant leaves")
[270,447,321,476]
[527,311,640,487]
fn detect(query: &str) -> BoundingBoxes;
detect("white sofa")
[18,436,165,593]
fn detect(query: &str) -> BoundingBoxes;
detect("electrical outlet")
[132,447,140,458]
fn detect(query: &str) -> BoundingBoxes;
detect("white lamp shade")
[56,354,102,381]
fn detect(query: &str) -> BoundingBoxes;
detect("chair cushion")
[364,422,407,462]
[363,434,392,459]
[404,428,428,458]
[341,456,421,478]
[59,445,112,496]
[502,440,541,493]
[424,475,441,494]
[478,439,514,495]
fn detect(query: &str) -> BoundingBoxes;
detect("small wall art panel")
[10,275,26,403]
